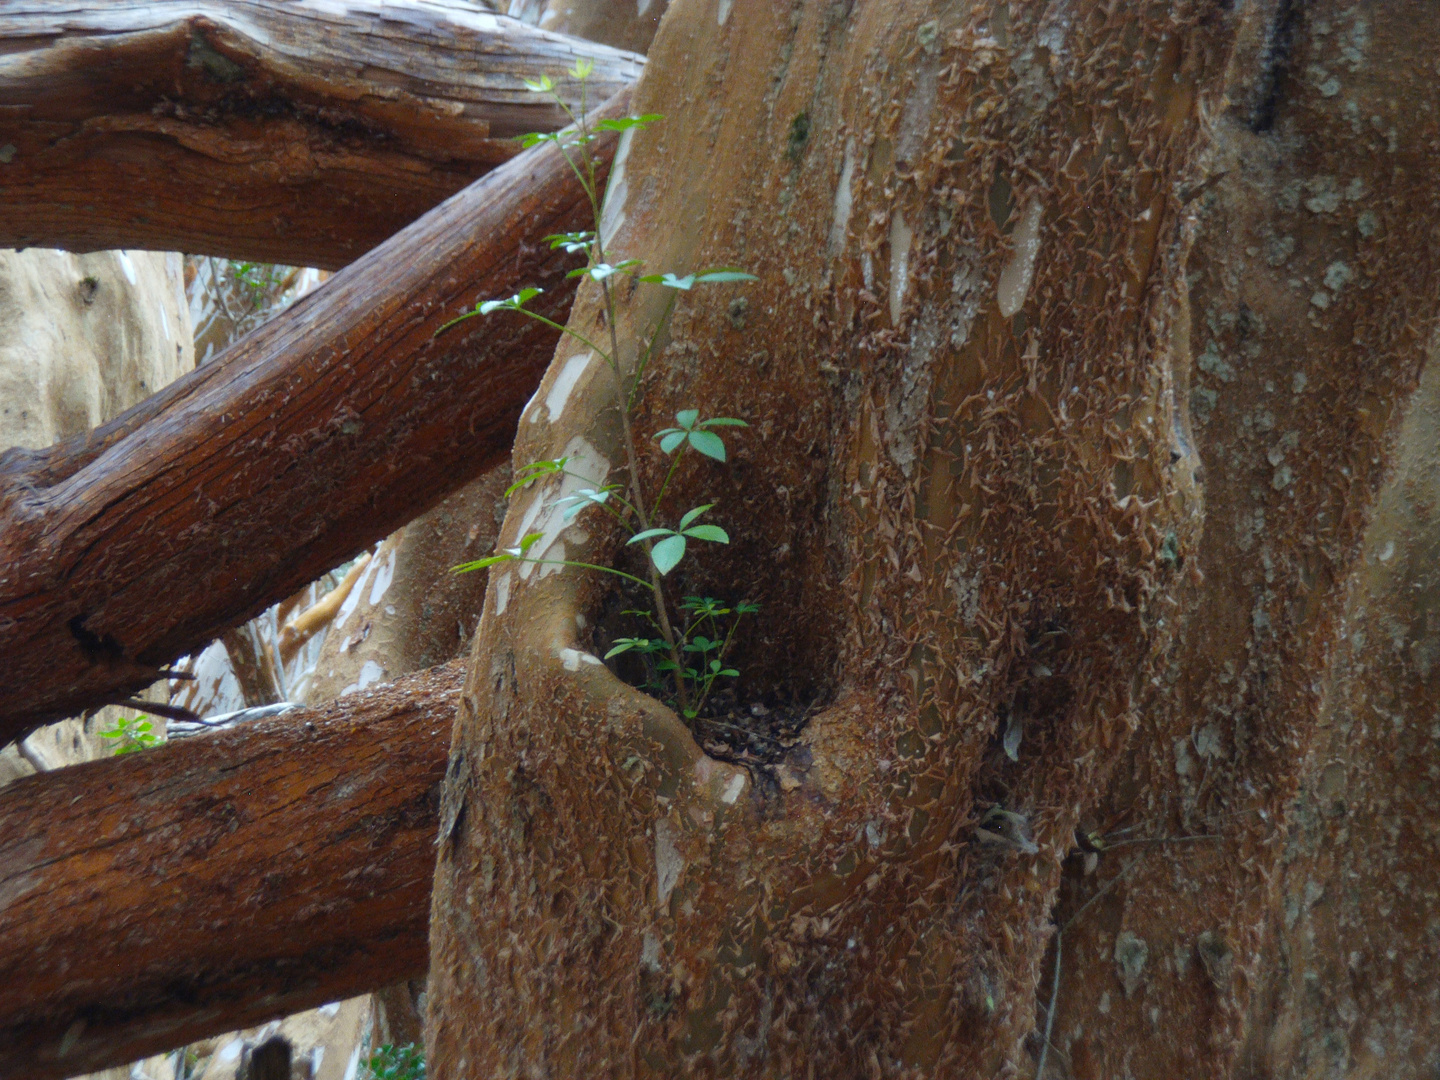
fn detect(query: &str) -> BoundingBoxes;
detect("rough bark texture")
[0,98,624,747]
[0,661,459,1080]
[0,1,642,269]
[428,0,1440,1076]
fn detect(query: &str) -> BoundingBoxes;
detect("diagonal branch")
[0,661,460,1080]
[0,90,628,747]
[0,0,643,267]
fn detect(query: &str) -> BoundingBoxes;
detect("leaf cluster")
[99,714,162,755]
[444,60,761,721]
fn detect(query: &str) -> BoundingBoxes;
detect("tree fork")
[0,660,460,1080]
[0,91,626,747]
[0,0,642,269]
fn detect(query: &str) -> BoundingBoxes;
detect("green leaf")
[675,409,700,429]
[638,272,696,290]
[693,269,757,284]
[545,231,594,253]
[518,130,561,149]
[514,531,545,556]
[650,534,687,575]
[687,429,727,461]
[627,527,674,544]
[604,638,644,659]
[677,504,714,529]
[505,457,568,496]
[479,288,543,315]
[597,113,664,132]
[699,416,748,428]
[569,261,640,282]
[682,523,729,544]
[524,75,555,93]
[569,57,594,80]
[558,487,614,522]
[657,430,686,455]
[718,668,739,678]
[736,601,761,614]
[451,552,514,573]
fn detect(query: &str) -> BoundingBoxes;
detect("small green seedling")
[100,714,162,755]
[442,60,760,721]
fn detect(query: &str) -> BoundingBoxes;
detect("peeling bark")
[428,0,1440,1076]
[0,1,642,268]
[0,661,459,1080]
[0,95,625,747]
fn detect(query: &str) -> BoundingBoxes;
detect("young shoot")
[100,714,162,755]
[441,59,759,722]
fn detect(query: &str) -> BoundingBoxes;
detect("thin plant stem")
[566,86,689,714]
[630,291,680,410]
[650,444,687,521]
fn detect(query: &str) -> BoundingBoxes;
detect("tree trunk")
[0,661,458,1080]
[428,0,1440,1076]
[0,0,642,269]
[0,96,626,747]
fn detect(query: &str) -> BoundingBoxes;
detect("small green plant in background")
[99,714,162,755]
[442,61,758,722]
[227,260,285,309]
[364,1043,426,1080]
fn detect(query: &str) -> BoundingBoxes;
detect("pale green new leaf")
[693,269,757,284]
[598,113,664,132]
[682,524,729,544]
[677,504,714,529]
[687,429,726,461]
[650,534,687,575]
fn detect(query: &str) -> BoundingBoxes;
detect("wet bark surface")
[0,661,459,1080]
[0,99,623,745]
[0,0,642,268]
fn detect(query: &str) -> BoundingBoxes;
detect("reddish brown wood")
[0,661,459,1080]
[0,1,642,268]
[0,92,626,747]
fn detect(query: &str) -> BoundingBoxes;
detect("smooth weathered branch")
[0,661,459,1080]
[0,0,642,268]
[0,92,626,746]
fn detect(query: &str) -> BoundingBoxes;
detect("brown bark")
[0,93,626,748]
[428,0,1440,1076]
[0,0,642,269]
[0,661,459,1080]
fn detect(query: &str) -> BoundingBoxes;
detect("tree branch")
[0,90,628,746]
[0,0,643,268]
[0,661,460,1080]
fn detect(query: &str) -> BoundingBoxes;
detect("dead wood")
[0,92,626,747]
[0,661,459,1080]
[0,0,642,268]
